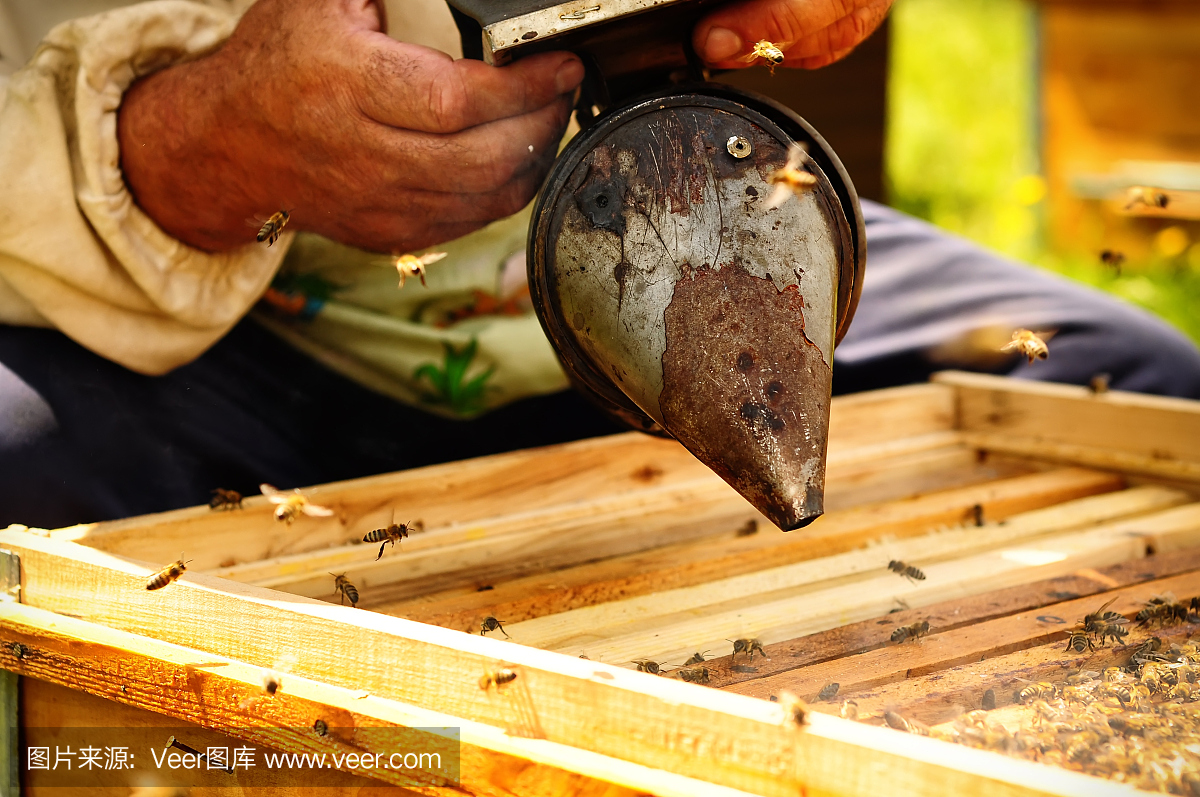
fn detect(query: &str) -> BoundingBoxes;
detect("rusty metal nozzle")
[529,85,865,530]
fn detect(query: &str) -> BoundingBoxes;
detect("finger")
[367,94,572,193]
[694,0,891,66]
[358,42,584,133]
[779,1,891,62]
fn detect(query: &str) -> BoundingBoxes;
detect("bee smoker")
[447,0,866,530]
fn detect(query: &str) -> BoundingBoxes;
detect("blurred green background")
[886,0,1200,344]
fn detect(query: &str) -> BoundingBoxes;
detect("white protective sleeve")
[0,0,288,374]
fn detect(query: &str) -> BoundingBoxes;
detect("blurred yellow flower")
[1154,226,1190,259]
[1013,175,1047,206]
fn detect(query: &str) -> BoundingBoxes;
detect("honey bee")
[1140,664,1163,694]
[729,638,767,660]
[750,39,785,73]
[262,670,282,696]
[1168,682,1192,701]
[765,143,817,210]
[256,211,291,246]
[1124,186,1169,211]
[891,620,930,643]
[1095,621,1129,646]
[209,488,243,511]
[816,683,840,701]
[1001,329,1049,364]
[388,252,448,288]
[1017,682,1056,704]
[480,616,510,638]
[330,573,359,607]
[635,660,667,675]
[840,699,859,720]
[887,560,926,582]
[776,690,809,727]
[260,484,335,525]
[1088,373,1111,394]
[1082,597,1124,635]
[676,666,710,684]
[1066,626,1096,654]
[734,520,758,537]
[1136,593,1188,627]
[146,555,192,590]
[884,711,912,732]
[479,668,518,691]
[1099,250,1125,273]
[683,651,710,666]
[1062,685,1093,705]
[362,517,422,561]
[982,689,996,710]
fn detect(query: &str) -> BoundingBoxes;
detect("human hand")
[693,0,893,70]
[118,0,584,253]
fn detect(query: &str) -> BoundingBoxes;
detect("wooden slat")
[935,371,1200,473]
[704,545,1200,690]
[838,621,1200,729]
[504,486,1187,651]
[383,468,1122,632]
[0,603,749,797]
[0,530,1134,797]
[727,555,1200,702]
[563,500,1193,666]
[962,432,1200,483]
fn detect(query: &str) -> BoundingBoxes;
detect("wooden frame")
[2,371,1198,796]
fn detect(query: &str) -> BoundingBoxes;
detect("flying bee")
[260,484,335,525]
[387,252,448,288]
[1066,625,1096,654]
[676,666,710,684]
[764,143,817,210]
[776,690,809,728]
[1099,250,1125,274]
[750,39,785,73]
[1124,186,1169,211]
[479,668,518,691]
[887,560,926,582]
[479,616,510,638]
[209,488,243,511]
[330,573,359,607]
[729,638,767,660]
[683,651,711,666]
[816,683,840,701]
[635,660,668,675]
[1017,682,1056,704]
[891,620,930,644]
[1001,329,1050,364]
[146,555,192,590]
[840,699,859,720]
[255,210,291,246]
[362,516,422,561]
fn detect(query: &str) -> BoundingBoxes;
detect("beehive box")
[2,370,1200,796]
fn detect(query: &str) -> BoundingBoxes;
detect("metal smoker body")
[447,0,866,530]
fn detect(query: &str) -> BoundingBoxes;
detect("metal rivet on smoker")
[726,136,752,159]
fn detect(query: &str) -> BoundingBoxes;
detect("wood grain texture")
[726,560,1200,702]
[384,468,1121,635]
[1,604,752,797]
[701,539,1200,690]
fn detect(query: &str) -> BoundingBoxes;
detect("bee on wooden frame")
[891,620,930,644]
[776,690,809,728]
[386,252,448,289]
[209,488,243,511]
[683,651,711,666]
[816,683,840,701]
[1136,593,1188,627]
[1017,682,1056,704]
[480,616,510,638]
[1065,625,1096,654]
[634,660,668,675]
[1088,373,1111,394]
[840,699,859,720]
[765,143,817,210]
[146,555,192,591]
[887,559,926,583]
[363,515,422,560]
[330,573,359,607]
[1081,597,1123,635]
[1001,329,1050,364]
[261,484,335,525]
[479,668,518,691]
[751,40,785,73]
[676,666,710,684]
[729,638,767,661]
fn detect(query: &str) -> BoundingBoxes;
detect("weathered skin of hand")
[693,0,894,70]
[118,0,584,253]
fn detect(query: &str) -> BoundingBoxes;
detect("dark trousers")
[4,201,1199,527]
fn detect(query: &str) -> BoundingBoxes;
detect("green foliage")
[887,0,1200,345]
[414,339,495,416]
[271,271,343,302]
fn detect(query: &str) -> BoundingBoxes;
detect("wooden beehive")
[2,370,1199,796]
